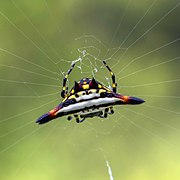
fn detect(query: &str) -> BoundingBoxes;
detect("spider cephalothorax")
[36,61,145,124]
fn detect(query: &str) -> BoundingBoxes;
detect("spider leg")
[104,108,109,118]
[67,116,73,121]
[74,115,85,123]
[99,111,105,118]
[103,60,117,93]
[61,62,76,98]
[108,107,114,114]
[99,108,109,118]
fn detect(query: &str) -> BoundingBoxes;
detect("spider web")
[0,0,180,180]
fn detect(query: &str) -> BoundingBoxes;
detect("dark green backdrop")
[0,0,180,179]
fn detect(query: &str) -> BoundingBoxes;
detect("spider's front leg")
[61,63,76,98]
[103,60,117,93]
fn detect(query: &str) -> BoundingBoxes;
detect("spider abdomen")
[56,96,120,115]
[73,90,100,102]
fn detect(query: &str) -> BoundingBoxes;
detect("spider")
[36,61,145,124]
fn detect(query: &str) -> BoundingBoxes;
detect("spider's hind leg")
[104,108,109,118]
[74,115,85,123]
[108,107,114,115]
[67,116,73,121]
[99,108,109,118]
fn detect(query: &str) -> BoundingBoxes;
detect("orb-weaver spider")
[36,61,145,124]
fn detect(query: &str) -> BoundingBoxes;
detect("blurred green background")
[0,0,180,179]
